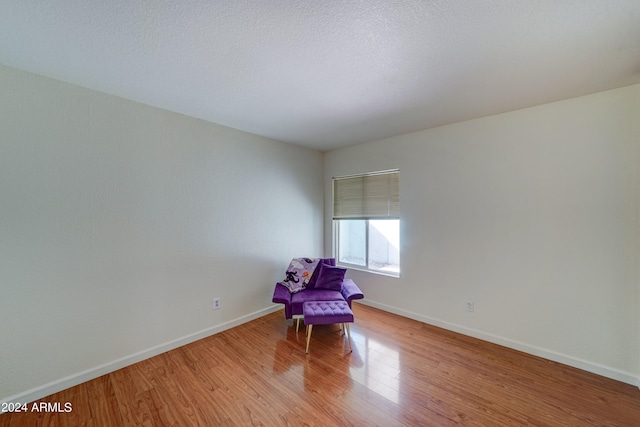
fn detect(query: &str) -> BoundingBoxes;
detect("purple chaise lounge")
[272,258,364,320]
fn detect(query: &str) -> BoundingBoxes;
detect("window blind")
[333,170,399,220]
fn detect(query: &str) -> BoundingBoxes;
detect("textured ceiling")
[1,1,639,151]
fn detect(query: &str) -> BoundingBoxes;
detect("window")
[333,170,399,276]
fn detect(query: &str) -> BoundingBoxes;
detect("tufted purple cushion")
[306,258,337,289]
[290,289,342,316]
[303,300,354,325]
[313,263,346,291]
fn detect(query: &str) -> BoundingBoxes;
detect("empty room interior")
[1,1,640,425]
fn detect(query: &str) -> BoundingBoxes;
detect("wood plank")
[86,375,122,426]
[109,368,154,427]
[162,348,230,425]
[55,383,90,427]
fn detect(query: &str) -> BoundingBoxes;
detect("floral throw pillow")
[280,257,320,293]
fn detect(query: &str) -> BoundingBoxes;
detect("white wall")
[0,64,324,402]
[325,84,640,385]
[635,86,640,386]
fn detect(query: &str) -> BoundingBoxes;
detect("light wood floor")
[2,303,640,426]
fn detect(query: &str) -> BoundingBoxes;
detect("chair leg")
[345,323,352,353]
[305,324,313,353]
[296,317,300,333]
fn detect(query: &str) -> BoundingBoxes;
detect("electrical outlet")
[466,301,474,312]
[213,297,221,310]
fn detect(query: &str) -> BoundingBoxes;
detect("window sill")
[337,263,400,278]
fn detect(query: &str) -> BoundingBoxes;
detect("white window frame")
[333,218,400,277]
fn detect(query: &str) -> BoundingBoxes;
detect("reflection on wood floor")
[2,302,640,426]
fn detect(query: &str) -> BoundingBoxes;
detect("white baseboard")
[2,305,282,406]
[358,299,640,387]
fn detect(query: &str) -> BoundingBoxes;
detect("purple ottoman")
[303,300,354,354]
